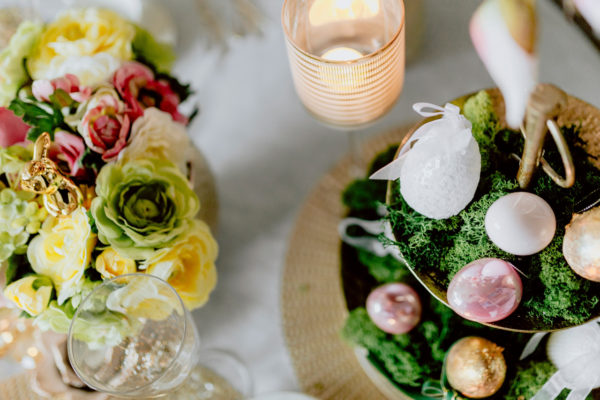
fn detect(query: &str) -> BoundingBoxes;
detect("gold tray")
[385,89,600,333]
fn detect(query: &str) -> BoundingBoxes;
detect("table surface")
[3,0,600,397]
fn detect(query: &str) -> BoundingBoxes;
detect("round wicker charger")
[281,126,412,400]
[282,91,600,399]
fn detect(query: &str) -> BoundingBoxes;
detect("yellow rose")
[106,276,182,321]
[3,275,53,316]
[27,207,96,304]
[143,220,218,310]
[95,247,137,279]
[27,9,135,86]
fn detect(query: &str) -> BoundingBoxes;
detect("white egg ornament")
[371,103,481,220]
[485,192,556,256]
[563,207,600,282]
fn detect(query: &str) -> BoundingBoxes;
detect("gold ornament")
[445,336,506,399]
[563,207,600,282]
[20,132,82,216]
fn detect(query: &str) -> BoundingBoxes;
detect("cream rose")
[3,275,53,316]
[27,9,135,86]
[142,220,217,309]
[95,248,137,279]
[27,207,97,304]
[118,108,190,173]
[106,276,182,321]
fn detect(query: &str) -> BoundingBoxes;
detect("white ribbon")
[369,102,472,181]
[520,319,600,400]
[338,207,405,262]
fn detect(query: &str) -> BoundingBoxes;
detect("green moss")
[342,179,387,212]
[505,360,575,400]
[357,249,410,283]
[341,145,399,214]
[386,90,600,326]
[342,305,451,388]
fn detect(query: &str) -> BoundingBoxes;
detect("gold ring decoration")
[20,132,83,216]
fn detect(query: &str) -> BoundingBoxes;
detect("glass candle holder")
[67,274,251,399]
[282,0,405,128]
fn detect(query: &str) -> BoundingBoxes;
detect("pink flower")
[32,74,92,104]
[79,90,130,162]
[49,131,85,177]
[0,107,29,147]
[113,62,188,124]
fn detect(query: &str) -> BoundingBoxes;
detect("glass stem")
[348,129,363,178]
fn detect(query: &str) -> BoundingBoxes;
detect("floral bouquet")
[0,8,218,340]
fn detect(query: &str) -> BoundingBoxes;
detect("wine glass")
[282,0,405,166]
[68,273,252,399]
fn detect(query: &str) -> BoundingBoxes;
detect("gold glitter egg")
[563,207,600,282]
[445,336,506,398]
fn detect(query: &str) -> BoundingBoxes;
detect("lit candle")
[319,46,366,91]
[321,46,363,61]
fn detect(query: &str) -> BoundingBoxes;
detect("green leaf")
[20,310,33,319]
[8,97,64,142]
[6,253,33,285]
[86,209,98,234]
[155,72,194,103]
[132,26,176,73]
[31,276,53,290]
[79,147,105,176]
[49,88,75,108]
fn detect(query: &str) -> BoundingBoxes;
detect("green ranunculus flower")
[91,159,199,260]
[0,21,44,106]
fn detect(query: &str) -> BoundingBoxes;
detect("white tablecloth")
[182,0,600,395]
[3,0,600,396]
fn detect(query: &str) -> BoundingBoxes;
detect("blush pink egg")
[447,258,523,323]
[366,283,422,334]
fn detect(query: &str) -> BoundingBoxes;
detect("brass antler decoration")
[517,83,575,189]
[20,132,82,216]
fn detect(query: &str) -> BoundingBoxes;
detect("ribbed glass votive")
[282,0,405,128]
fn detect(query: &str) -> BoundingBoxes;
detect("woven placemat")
[281,126,413,400]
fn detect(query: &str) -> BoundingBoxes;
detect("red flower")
[0,107,29,147]
[49,130,86,177]
[113,62,188,124]
[32,74,92,104]
[79,90,130,162]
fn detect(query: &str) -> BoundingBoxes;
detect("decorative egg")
[485,192,556,256]
[446,336,506,398]
[447,258,522,323]
[366,283,421,334]
[369,103,481,220]
[563,207,600,282]
[399,128,481,220]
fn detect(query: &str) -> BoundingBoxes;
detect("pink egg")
[366,283,422,334]
[447,258,523,323]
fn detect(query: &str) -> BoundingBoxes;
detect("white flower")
[118,108,190,173]
[39,52,123,87]
[27,207,97,304]
[27,8,135,87]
